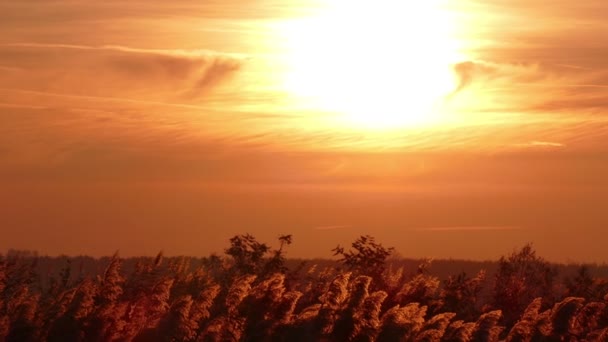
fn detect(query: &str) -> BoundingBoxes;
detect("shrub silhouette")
[492,244,557,327]
[333,235,394,287]
[225,234,292,278]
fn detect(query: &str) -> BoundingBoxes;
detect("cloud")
[313,225,352,231]
[0,65,21,72]
[530,89,608,112]
[450,60,556,95]
[450,61,498,95]
[447,58,608,120]
[0,43,245,103]
[184,57,242,98]
[515,141,565,148]
[414,226,522,232]
[0,102,45,109]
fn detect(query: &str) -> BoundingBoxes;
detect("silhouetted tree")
[226,234,269,276]
[564,265,608,301]
[333,235,394,286]
[262,235,293,276]
[441,270,486,321]
[225,234,292,278]
[492,244,557,328]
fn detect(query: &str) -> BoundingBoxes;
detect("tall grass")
[1,238,608,341]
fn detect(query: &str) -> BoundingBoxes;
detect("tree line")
[1,234,607,341]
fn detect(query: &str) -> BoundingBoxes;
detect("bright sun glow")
[281,0,466,130]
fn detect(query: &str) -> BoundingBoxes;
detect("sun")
[280,0,465,130]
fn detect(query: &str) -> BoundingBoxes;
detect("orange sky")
[1,0,607,262]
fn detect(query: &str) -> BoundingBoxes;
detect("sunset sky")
[1,0,607,262]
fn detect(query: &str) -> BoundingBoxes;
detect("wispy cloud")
[0,42,245,104]
[515,141,565,148]
[414,226,523,232]
[1,43,247,58]
[313,225,352,231]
